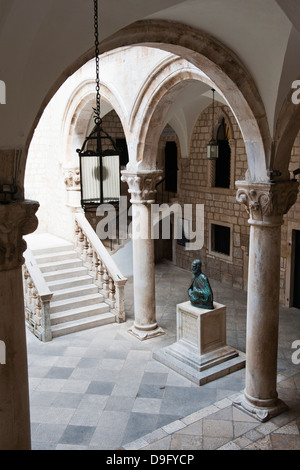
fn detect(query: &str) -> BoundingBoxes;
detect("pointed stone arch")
[95,20,271,182]
[62,78,129,170]
[26,19,271,184]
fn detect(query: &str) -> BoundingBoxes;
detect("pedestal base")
[153,301,245,385]
[153,345,245,386]
[233,393,288,423]
[128,323,165,341]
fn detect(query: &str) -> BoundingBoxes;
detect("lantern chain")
[93,0,101,126]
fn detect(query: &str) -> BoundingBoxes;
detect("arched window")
[215,118,231,189]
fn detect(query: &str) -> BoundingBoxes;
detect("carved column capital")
[64,168,80,190]
[236,180,299,226]
[121,170,163,204]
[0,200,39,271]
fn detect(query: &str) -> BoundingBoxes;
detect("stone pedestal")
[153,301,245,385]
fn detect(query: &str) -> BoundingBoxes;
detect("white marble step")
[25,233,118,338]
[47,275,93,292]
[39,258,83,273]
[50,293,104,314]
[26,234,74,256]
[35,250,78,265]
[43,266,89,282]
[51,311,116,338]
[50,302,110,325]
[52,284,99,302]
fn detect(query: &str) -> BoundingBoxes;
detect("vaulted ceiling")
[0,0,299,150]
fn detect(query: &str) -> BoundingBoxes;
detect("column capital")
[121,170,163,204]
[0,200,39,271]
[236,180,299,226]
[64,167,80,191]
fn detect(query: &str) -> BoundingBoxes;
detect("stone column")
[121,170,164,340]
[235,180,298,422]
[0,200,39,449]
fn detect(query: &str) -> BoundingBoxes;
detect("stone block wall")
[282,131,300,305]
[175,103,250,291]
[174,103,300,303]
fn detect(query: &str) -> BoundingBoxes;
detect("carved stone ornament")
[121,170,163,204]
[0,200,39,271]
[236,180,299,225]
[64,168,80,190]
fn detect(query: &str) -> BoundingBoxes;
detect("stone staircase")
[26,235,116,338]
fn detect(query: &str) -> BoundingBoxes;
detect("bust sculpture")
[188,259,214,310]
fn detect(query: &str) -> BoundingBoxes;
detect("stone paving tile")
[59,425,96,446]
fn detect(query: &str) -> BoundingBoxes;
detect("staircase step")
[52,284,99,302]
[51,312,116,337]
[43,266,89,282]
[24,233,119,339]
[35,250,78,265]
[50,302,110,325]
[39,258,83,273]
[47,275,93,292]
[50,293,104,314]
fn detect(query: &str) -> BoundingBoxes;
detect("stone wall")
[175,103,300,303]
[282,131,300,305]
[175,103,250,291]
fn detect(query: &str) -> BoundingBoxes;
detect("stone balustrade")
[74,213,127,322]
[23,249,53,342]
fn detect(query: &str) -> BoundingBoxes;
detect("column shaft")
[132,203,156,328]
[246,222,281,404]
[235,180,298,421]
[0,268,31,449]
[0,200,39,449]
[121,170,164,340]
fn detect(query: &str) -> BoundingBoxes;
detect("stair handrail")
[23,248,53,342]
[74,212,127,322]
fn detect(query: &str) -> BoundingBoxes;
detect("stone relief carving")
[64,168,80,189]
[236,181,299,222]
[121,170,163,204]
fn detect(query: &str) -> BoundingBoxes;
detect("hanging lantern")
[207,88,219,160]
[77,0,121,210]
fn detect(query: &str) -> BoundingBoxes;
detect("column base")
[233,392,288,423]
[128,322,165,341]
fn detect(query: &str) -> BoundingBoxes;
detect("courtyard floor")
[27,261,300,450]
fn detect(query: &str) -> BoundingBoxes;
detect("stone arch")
[273,77,300,181]
[26,20,270,184]
[127,58,216,169]
[61,78,129,170]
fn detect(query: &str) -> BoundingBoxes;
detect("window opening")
[211,223,231,256]
[215,118,231,189]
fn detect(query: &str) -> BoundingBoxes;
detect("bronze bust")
[188,260,214,310]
